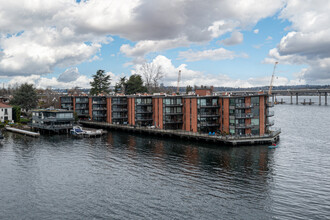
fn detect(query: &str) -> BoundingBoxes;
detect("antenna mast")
[268,62,278,95]
[176,70,181,94]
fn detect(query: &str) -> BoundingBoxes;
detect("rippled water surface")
[1,99,330,219]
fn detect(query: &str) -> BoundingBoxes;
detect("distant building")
[0,103,13,122]
[195,86,213,96]
[31,109,74,133]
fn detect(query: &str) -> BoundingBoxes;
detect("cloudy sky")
[0,0,330,89]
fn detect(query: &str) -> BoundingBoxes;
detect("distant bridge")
[271,89,329,105]
[224,88,329,105]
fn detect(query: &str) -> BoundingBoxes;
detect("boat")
[70,126,86,137]
[268,143,278,149]
[70,126,106,138]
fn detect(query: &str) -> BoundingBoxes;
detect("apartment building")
[60,93,273,136]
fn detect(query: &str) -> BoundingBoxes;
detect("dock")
[80,121,280,146]
[5,126,40,137]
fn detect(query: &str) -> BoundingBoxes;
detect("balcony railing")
[115,108,128,112]
[61,100,73,104]
[235,113,253,119]
[235,123,253,129]
[164,120,183,124]
[199,114,220,118]
[75,99,89,103]
[267,110,274,117]
[92,101,106,104]
[235,103,254,108]
[199,105,220,108]
[92,107,107,110]
[199,123,220,127]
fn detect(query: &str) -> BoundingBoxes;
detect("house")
[0,103,13,122]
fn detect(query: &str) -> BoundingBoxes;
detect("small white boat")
[70,126,86,137]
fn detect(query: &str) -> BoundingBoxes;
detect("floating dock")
[5,126,40,137]
[80,121,280,146]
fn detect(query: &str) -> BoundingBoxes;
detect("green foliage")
[90,70,111,95]
[186,85,193,94]
[20,118,30,124]
[10,83,38,111]
[115,77,127,93]
[126,75,148,94]
[12,106,21,122]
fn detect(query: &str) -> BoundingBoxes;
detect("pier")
[5,126,40,137]
[80,121,281,146]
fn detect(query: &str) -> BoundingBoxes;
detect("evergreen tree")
[126,75,147,94]
[90,70,111,95]
[10,83,38,111]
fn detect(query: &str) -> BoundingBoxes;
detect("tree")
[12,106,21,122]
[90,70,111,95]
[126,75,147,94]
[10,83,38,112]
[186,85,193,94]
[114,77,127,93]
[140,63,164,93]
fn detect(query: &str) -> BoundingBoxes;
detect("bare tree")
[140,63,164,93]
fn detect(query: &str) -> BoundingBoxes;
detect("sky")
[0,0,330,89]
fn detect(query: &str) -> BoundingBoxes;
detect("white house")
[0,103,13,122]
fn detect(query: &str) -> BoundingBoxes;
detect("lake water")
[1,97,330,219]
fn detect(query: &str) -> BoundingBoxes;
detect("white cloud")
[254,29,259,34]
[221,31,244,46]
[266,0,330,83]
[178,48,248,62]
[132,55,300,88]
[58,67,80,82]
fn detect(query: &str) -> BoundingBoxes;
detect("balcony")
[75,100,89,104]
[199,114,220,118]
[266,102,274,107]
[267,110,274,117]
[235,103,253,108]
[266,120,274,126]
[136,118,153,121]
[112,101,127,105]
[61,100,73,104]
[92,113,106,117]
[235,113,253,119]
[136,111,153,114]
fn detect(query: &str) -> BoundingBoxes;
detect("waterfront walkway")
[80,121,281,146]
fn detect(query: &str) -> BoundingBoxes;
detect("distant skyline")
[0,0,330,89]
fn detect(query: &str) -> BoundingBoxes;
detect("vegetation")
[90,70,111,95]
[12,106,21,122]
[114,77,127,93]
[139,63,164,93]
[186,85,193,94]
[10,83,38,112]
[125,75,147,94]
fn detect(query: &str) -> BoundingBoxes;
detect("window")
[251,119,259,126]
[251,96,259,105]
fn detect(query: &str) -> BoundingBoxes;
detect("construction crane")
[268,62,278,95]
[176,70,181,94]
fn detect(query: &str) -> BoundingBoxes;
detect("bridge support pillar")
[290,94,293,104]
[296,93,298,105]
[319,93,322,105]
[325,92,328,106]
